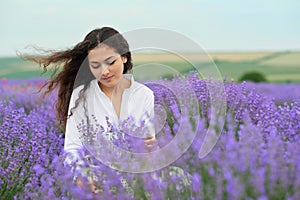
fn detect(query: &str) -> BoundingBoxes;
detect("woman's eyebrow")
[104,55,116,61]
[90,56,116,64]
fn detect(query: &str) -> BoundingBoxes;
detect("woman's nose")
[102,65,110,76]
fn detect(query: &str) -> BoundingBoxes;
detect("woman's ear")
[122,56,127,64]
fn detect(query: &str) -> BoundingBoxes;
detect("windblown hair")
[22,27,133,133]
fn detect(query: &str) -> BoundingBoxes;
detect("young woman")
[24,27,157,192]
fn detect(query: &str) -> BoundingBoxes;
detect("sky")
[0,0,299,56]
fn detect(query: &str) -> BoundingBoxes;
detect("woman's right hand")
[75,177,102,194]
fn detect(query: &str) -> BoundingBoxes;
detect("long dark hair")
[22,27,133,133]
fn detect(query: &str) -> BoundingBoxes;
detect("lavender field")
[1,72,300,200]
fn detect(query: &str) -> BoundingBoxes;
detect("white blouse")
[64,74,155,160]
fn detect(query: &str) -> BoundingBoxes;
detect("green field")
[0,57,53,79]
[1,51,299,83]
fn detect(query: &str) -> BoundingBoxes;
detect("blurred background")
[0,0,299,83]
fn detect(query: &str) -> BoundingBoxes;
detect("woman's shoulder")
[124,74,153,96]
[130,81,154,98]
[71,80,97,98]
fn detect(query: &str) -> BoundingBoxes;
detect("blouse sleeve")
[143,89,156,137]
[63,88,84,166]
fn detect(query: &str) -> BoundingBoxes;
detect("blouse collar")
[94,73,135,96]
[123,73,134,90]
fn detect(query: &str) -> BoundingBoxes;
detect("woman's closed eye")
[90,59,116,69]
[108,59,116,66]
[90,64,100,69]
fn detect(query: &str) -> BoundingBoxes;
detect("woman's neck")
[99,77,131,100]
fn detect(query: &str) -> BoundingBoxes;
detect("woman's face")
[88,44,127,89]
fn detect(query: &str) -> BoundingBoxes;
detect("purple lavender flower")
[1,74,300,199]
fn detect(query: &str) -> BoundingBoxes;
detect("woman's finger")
[88,180,103,194]
[144,135,156,143]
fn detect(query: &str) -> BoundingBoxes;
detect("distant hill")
[1,51,299,83]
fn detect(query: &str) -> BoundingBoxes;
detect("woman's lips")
[103,75,113,81]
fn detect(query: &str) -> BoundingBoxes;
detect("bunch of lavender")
[244,82,300,103]
[1,73,300,199]
[187,112,300,199]
[21,113,196,199]
[0,100,63,199]
[185,71,300,141]
[0,78,51,113]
